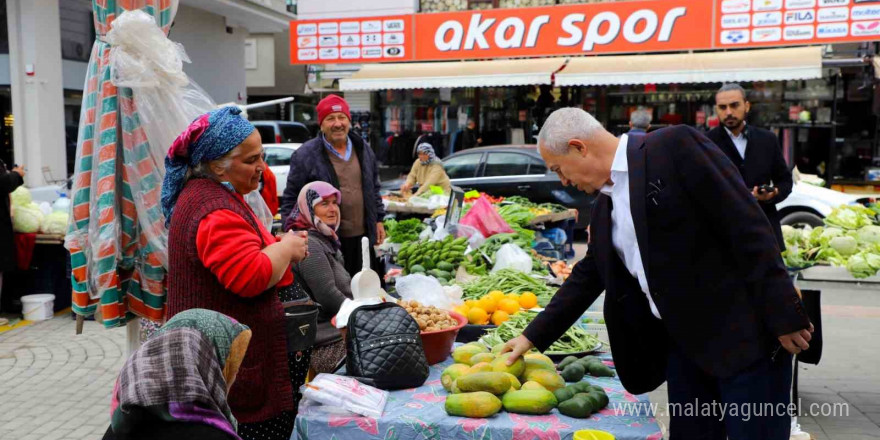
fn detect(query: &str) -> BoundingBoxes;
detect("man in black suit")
[707,83,792,248]
[504,108,812,439]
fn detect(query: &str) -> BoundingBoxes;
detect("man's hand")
[778,323,814,355]
[376,222,386,245]
[752,186,779,203]
[500,335,535,365]
[12,165,25,178]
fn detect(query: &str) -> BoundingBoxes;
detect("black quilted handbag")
[345,302,429,390]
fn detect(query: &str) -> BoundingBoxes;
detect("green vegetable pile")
[462,269,557,306]
[496,204,535,228]
[396,235,468,283]
[384,218,426,243]
[503,196,568,213]
[782,209,880,278]
[480,311,602,355]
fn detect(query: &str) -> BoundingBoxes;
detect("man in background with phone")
[708,83,793,248]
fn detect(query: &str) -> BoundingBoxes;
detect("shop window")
[484,152,530,177]
[264,147,294,167]
[528,157,547,175]
[444,153,482,179]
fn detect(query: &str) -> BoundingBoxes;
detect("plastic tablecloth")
[293,352,663,440]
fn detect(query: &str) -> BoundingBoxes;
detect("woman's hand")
[282,231,309,263]
[400,182,412,194]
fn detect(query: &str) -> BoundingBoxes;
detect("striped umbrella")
[66,0,175,328]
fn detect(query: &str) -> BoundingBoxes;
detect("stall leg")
[75,314,84,335]
[126,318,141,357]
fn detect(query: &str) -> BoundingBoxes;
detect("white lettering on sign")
[362,21,382,33]
[818,0,848,6]
[784,25,814,39]
[435,21,463,51]
[785,10,815,24]
[557,13,586,47]
[583,11,621,51]
[785,0,816,9]
[658,7,688,42]
[362,47,383,58]
[318,48,339,59]
[722,13,751,28]
[852,5,880,21]
[319,35,339,47]
[340,22,360,34]
[753,0,782,11]
[298,48,318,60]
[464,14,496,50]
[817,7,849,22]
[721,29,750,44]
[722,0,751,13]
[384,46,405,57]
[752,27,782,41]
[318,22,338,34]
[817,22,848,37]
[384,33,405,45]
[384,19,405,32]
[754,12,783,26]
[623,10,659,43]
[494,17,526,49]
[340,34,359,47]
[298,36,317,48]
[852,20,880,36]
[340,48,361,59]
[525,16,551,48]
[297,23,317,35]
[362,34,382,46]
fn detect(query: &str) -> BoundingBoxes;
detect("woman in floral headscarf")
[400,143,451,196]
[286,181,349,374]
[162,106,308,440]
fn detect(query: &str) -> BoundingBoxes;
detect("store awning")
[555,46,823,87]
[339,58,567,91]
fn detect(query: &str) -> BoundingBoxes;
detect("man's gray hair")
[538,108,603,156]
[717,83,747,101]
[630,110,652,130]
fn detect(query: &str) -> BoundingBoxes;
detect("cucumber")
[437,262,455,272]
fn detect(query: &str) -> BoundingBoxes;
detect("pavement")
[0,278,878,439]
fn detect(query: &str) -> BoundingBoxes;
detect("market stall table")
[385,203,577,227]
[293,352,662,440]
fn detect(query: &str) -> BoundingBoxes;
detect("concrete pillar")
[6,0,68,187]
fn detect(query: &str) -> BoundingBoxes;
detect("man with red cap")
[279,95,386,277]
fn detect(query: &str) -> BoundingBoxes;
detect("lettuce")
[829,236,858,256]
[824,205,876,230]
[856,225,880,246]
[10,186,31,206]
[40,211,69,235]
[12,202,43,233]
[846,251,880,279]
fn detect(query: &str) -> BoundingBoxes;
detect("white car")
[776,182,862,228]
[264,144,299,196]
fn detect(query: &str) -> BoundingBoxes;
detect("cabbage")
[817,227,844,246]
[846,251,880,279]
[40,211,69,235]
[829,236,858,256]
[12,202,44,233]
[856,225,880,245]
[824,205,876,230]
[867,253,880,272]
[10,186,31,206]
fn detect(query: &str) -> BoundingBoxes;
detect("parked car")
[776,182,862,228]
[251,121,311,145]
[381,145,594,227]
[264,144,299,196]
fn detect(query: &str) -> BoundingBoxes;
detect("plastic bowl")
[332,310,467,365]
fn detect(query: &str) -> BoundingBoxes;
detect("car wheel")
[781,211,824,229]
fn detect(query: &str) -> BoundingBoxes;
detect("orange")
[467,307,489,325]
[488,290,506,302]
[476,296,498,314]
[519,292,538,309]
[454,305,470,317]
[465,299,478,308]
[491,310,510,326]
[498,298,520,314]
[506,293,520,302]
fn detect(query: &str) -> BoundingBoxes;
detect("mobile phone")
[758,184,776,194]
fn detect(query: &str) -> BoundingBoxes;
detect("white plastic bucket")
[21,294,55,321]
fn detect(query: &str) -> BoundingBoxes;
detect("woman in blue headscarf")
[162,106,308,440]
[399,143,451,197]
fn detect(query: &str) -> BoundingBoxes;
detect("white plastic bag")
[301,374,388,418]
[433,218,485,250]
[396,274,453,310]
[244,190,274,232]
[492,243,532,274]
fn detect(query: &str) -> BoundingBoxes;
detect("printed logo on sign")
[817,22,848,37]
[384,20,405,32]
[785,0,816,9]
[852,6,880,21]
[297,37,317,48]
[362,47,383,58]
[319,48,339,59]
[754,12,783,26]
[819,0,848,6]
[318,22,339,35]
[362,21,382,33]
[297,23,317,36]
[752,27,782,41]
[384,46,405,58]
[383,33,405,45]
[361,34,382,46]
[340,35,360,47]
[753,0,783,11]
[341,48,361,59]
[852,20,880,36]
[722,0,751,13]
[784,25,815,39]
[721,30,750,44]
[785,10,815,24]
[340,22,360,34]
[319,36,339,47]
[722,14,751,28]
[818,7,849,22]
[297,48,318,60]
